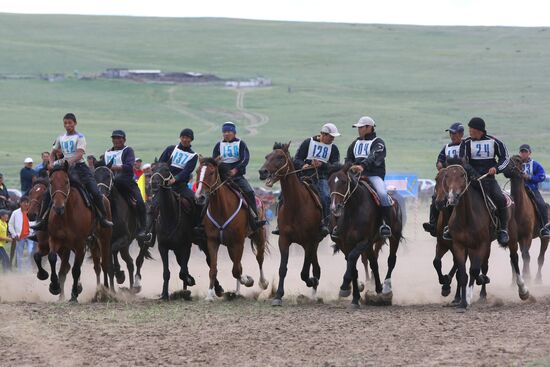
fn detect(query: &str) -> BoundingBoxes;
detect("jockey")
[32,113,113,231]
[102,130,151,241]
[445,117,510,245]
[335,116,392,239]
[423,122,464,236]
[519,144,550,238]
[213,122,266,231]
[158,128,198,201]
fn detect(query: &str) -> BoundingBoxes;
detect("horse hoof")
[49,283,61,296]
[185,275,196,287]
[271,298,283,307]
[160,294,169,301]
[214,285,225,298]
[115,271,126,285]
[519,290,530,301]
[170,290,192,301]
[69,296,78,303]
[243,276,254,288]
[131,286,142,294]
[535,276,543,285]
[441,285,451,297]
[339,288,351,298]
[37,269,49,281]
[349,302,360,310]
[259,279,269,290]
[358,282,365,293]
[77,283,83,295]
[307,277,319,288]
[456,306,467,313]
[440,274,451,285]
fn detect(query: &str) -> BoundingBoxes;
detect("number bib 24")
[306,138,332,163]
[470,139,495,160]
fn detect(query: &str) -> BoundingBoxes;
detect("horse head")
[27,178,49,221]
[259,142,291,187]
[441,164,469,207]
[150,162,172,194]
[328,163,357,218]
[433,168,447,210]
[503,155,524,180]
[49,160,70,216]
[94,165,114,197]
[195,156,222,205]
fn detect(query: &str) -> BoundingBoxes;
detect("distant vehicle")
[541,175,550,191]
[417,178,436,199]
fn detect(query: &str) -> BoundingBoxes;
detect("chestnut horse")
[259,143,326,306]
[47,161,113,302]
[437,164,528,310]
[195,157,268,301]
[505,155,550,282]
[95,166,153,292]
[328,165,403,307]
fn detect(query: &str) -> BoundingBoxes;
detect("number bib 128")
[306,138,332,163]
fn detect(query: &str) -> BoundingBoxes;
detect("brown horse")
[328,165,403,307]
[195,157,268,300]
[431,169,459,301]
[437,164,528,310]
[505,155,550,282]
[47,161,113,302]
[27,179,77,298]
[259,143,328,306]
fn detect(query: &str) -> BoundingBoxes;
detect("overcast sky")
[1,0,549,27]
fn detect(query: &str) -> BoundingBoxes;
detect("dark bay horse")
[196,157,268,301]
[431,169,459,301]
[259,143,325,306]
[328,165,403,307]
[150,162,199,300]
[437,164,528,310]
[95,166,153,292]
[505,155,550,282]
[47,161,113,302]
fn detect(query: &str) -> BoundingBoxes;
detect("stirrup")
[422,222,437,237]
[497,229,509,245]
[271,228,280,235]
[540,227,550,238]
[379,224,391,238]
[442,226,452,241]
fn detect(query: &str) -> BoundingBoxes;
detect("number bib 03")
[306,138,332,163]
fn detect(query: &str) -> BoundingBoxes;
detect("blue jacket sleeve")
[175,154,198,184]
[528,161,546,185]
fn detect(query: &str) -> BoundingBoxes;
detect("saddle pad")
[358,177,394,207]
[302,181,323,211]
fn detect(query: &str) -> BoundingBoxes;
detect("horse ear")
[198,154,204,164]
[154,157,158,163]
[63,159,69,171]
[283,141,291,152]
[215,155,222,162]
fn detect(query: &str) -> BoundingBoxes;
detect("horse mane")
[272,142,286,150]
[201,157,219,167]
[445,157,464,166]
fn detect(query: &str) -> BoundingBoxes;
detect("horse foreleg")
[310,244,321,300]
[113,250,125,285]
[205,240,220,301]
[351,266,360,307]
[70,246,85,303]
[433,240,451,295]
[202,246,223,296]
[383,238,399,296]
[251,235,269,291]
[300,243,315,288]
[120,246,135,289]
[228,239,251,295]
[453,244,468,311]
[91,243,101,286]
[58,250,72,302]
[175,243,194,290]
[48,251,60,296]
[467,252,481,306]
[272,236,290,306]
[365,243,382,294]
[360,252,371,285]
[536,237,549,284]
[99,234,113,291]
[519,238,532,281]
[509,240,529,300]
[34,243,49,281]
[158,243,170,300]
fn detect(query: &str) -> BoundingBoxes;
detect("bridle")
[29,182,48,211]
[330,171,361,207]
[94,166,114,194]
[50,171,71,202]
[441,164,472,200]
[265,150,318,183]
[196,164,228,196]
[150,170,175,191]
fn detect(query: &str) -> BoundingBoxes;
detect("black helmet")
[111,129,126,139]
[180,128,194,140]
[468,117,486,132]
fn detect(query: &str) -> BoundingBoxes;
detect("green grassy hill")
[1,13,549,188]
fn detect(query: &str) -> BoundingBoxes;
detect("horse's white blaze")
[205,288,216,301]
[195,165,207,198]
[466,285,474,305]
[330,196,337,211]
[382,278,392,294]
[334,177,339,183]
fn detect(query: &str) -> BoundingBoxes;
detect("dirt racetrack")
[2,210,550,366]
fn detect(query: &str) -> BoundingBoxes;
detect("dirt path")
[234,88,270,136]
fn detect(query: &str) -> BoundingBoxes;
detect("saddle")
[525,188,549,228]
[358,177,395,207]
[472,182,513,228]
[68,177,92,209]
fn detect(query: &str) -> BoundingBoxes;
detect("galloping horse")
[505,155,550,282]
[150,162,199,300]
[329,165,403,307]
[259,143,326,306]
[431,168,459,301]
[47,161,113,302]
[437,163,528,310]
[95,166,153,292]
[196,157,268,301]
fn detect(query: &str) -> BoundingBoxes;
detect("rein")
[94,166,114,194]
[330,171,361,207]
[267,151,318,182]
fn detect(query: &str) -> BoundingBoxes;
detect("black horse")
[329,165,404,307]
[94,166,152,292]
[150,162,223,299]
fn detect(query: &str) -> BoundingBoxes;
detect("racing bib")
[170,146,197,169]
[219,141,240,163]
[306,138,332,163]
[104,147,126,167]
[470,139,495,160]
[353,138,379,159]
[445,144,460,159]
[58,133,85,163]
[523,160,534,176]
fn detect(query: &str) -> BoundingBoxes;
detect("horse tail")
[250,228,270,256]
